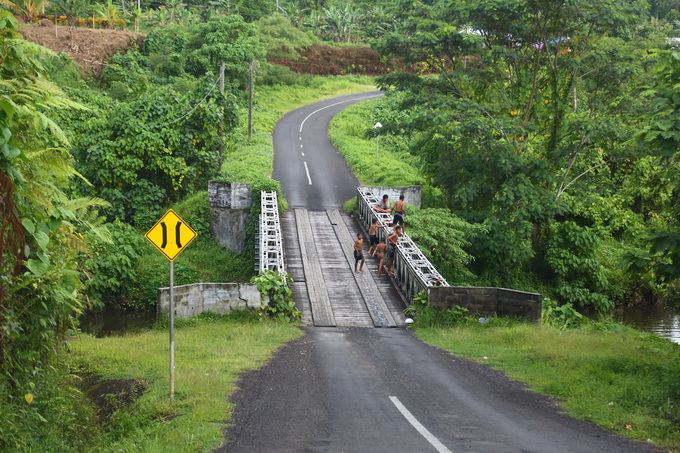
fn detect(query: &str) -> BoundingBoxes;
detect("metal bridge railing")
[258,191,285,274]
[357,187,448,302]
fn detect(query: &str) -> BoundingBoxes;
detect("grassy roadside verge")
[413,322,680,451]
[70,313,302,452]
[329,99,424,187]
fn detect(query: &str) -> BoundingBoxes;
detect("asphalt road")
[221,328,658,453]
[220,93,662,452]
[272,91,383,210]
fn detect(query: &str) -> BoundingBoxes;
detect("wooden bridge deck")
[281,209,407,327]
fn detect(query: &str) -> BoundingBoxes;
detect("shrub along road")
[221,94,661,452]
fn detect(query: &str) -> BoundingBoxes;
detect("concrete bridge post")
[208,181,252,254]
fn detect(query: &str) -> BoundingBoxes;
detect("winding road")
[272,91,383,209]
[219,93,660,453]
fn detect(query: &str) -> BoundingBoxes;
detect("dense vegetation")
[2,0,680,450]
[361,0,679,312]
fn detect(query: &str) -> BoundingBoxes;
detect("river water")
[614,305,680,344]
[78,306,680,344]
[78,309,157,338]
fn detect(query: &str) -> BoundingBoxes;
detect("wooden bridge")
[282,209,406,327]
[256,189,541,326]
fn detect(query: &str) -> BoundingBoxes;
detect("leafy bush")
[84,221,144,310]
[258,62,314,86]
[541,298,586,330]
[0,362,100,452]
[65,82,228,226]
[544,221,613,311]
[185,15,265,86]
[252,270,300,321]
[257,15,316,61]
[406,208,486,284]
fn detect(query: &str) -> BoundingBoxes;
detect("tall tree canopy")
[373,0,673,309]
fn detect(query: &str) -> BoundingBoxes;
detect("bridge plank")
[280,211,305,282]
[307,211,373,327]
[327,210,398,328]
[295,209,336,327]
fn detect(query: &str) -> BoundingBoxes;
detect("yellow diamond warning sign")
[145,209,197,261]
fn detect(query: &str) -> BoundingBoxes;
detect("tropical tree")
[0,13,108,440]
[322,3,363,43]
[630,50,680,301]
[373,0,656,309]
[126,4,147,32]
[97,0,123,28]
[0,0,50,21]
[279,0,307,28]
[191,0,232,23]
[162,0,184,24]
[185,14,265,83]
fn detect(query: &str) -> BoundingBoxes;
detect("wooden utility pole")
[218,62,225,173]
[248,61,253,140]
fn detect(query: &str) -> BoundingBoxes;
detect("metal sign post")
[373,122,382,159]
[145,209,197,400]
[169,260,174,399]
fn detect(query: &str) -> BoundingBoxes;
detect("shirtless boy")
[391,194,406,230]
[375,239,388,277]
[353,233,365,273]
[367,219,386,257]
[386,225,403,276]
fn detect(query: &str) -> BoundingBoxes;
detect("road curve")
[272,91,383,210]
[221,327,658,453]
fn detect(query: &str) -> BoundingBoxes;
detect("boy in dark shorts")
[391,194,406,230]
[367,219,386,257]
[353,233,365,273]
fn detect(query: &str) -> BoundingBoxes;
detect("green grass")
[222,75,377,185]
[329,100,424,186]
[414,323,680,451]
[70,313,303,453]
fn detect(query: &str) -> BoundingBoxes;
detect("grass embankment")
[329,99,424,187]
[330,96,680,451]
[71,313,302,452]
[328,99,446,210]
[414,322,680,451]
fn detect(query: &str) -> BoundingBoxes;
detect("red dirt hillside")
[19,22,143,75]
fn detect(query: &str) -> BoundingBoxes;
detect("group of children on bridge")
[353,194,406,276]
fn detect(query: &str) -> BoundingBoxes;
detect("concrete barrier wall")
[362,185,422,208]
[158,283,263,319]
[428,286,542,322]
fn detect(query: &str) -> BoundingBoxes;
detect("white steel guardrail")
[258,191,285,274]
[357,187,448,302]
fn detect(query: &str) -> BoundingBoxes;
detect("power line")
[144,75,221,130]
